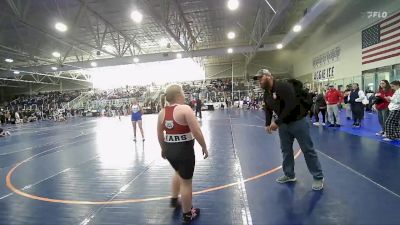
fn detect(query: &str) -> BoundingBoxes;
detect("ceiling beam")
[0,44,54,64]
[170,0,197,49]
[1,0,336,75]
[142,0,188,51]
[0,77,58,85]
[245,0,292,70]
[5,0,21,17]
[3,44,278,74]
[264,0,276,14]
[0,80,26,88]
[0,67,92,83]
[76,0,143,54]
[0,84,25,88]
[245,0,335,72]
[3,11,91,56]
[281,0,337,45]
[2,3,119,62]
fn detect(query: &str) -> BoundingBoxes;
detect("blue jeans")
[278,118,324,180]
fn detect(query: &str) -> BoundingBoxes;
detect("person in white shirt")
[14,111,23,124]
[383,80,400,141]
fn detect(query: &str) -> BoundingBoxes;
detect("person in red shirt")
[375,80,394,136]
[325,84,343,127]
[157,84,209,224]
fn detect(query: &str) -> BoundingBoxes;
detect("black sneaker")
[182,208,200,224]
[334,124,341,127]
[328,124,335,127]
[312,178,324,191]
[170,198,181,208]
[276,175,297,183]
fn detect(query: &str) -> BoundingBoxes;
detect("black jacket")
[315,93,327,108]
[263,80,305,126]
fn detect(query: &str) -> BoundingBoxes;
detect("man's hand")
[202,147,209,159]
[265,126,272,134]
[269,121,278,131]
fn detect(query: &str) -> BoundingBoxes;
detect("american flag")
[362,11,400,65]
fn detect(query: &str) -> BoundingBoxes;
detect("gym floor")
[0,109,399,225]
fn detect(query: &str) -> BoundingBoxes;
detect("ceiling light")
[227,48,233,53]
[293,25,302,32]
[91,62,97,67]
[227,31,236,39]
[5,58,13,63]
[55,22,68,32]
[52,52,61,58]
[176,53,182,59]
[276,43,283,49]
[130,10,143,23]
[51,67,58,71]
[227,0,239,11]
[133,57,139,63]
[13,71,20,74]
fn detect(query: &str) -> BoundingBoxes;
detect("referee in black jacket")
[254,69,324,191]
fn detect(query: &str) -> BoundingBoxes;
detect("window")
[394,64,400,80]
[363,73,375,92]
[377,66,391,82]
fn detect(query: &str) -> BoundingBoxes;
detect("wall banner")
[312,46,340,81]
